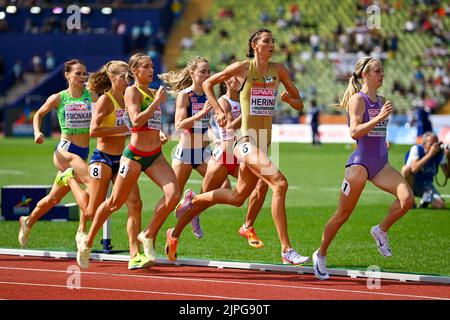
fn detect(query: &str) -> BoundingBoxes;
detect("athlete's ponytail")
[87,60,128,95]
[247,28,272,58]
[338,57,375,110]
[158,56,209,95]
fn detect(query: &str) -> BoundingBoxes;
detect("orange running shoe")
[238,225,264,248]
[165,228,178,261]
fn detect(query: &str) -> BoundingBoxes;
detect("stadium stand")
[177,0,449,121]
[0,0,183,136]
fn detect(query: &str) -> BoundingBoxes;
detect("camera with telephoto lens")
[439,142,449,151]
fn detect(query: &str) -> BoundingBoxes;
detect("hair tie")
[352,72,359,79]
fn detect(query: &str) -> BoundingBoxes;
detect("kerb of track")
[0,248,448,285]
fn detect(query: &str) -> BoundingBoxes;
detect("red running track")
[0,255,448,300]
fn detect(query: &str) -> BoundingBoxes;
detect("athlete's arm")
[90,95,129,137]
[277,63,303,111]
[348,94,393,140]
[33,93,60,144]
[174,92,212,130]
[202,61,248,126]
[125,86,166,128]
[218,97,240,130]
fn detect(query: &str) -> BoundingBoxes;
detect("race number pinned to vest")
[367,109,387,137]
[89,164,102,179]
[147,104,162,131]
[250,88,277,116]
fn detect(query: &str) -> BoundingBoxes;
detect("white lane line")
[0,266,447,300]
[0,170,25,175]
[0,281,255,300]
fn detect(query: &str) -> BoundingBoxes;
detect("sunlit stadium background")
[0,0,449,276]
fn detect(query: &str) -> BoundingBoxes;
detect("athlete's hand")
[378,100,393,121]
[34,131,44,144]
[215,112,227,127]
[280,91,292,104]
[159,131,169,144]
[154,86,167,105]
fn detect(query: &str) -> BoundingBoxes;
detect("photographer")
[402,132,450,209]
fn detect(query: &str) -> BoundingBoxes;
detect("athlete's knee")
[127,198,143,215]
[272,175,288,194]
[45,194,62,207]
[400,189,415,211]
[167,189,181,210]
[333,209,352,226]
[230,190,247,207]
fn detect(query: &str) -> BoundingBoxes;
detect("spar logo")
[66,103,88,111]
[251,88,275,97]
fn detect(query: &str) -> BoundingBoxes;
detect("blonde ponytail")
[338,57,375,110]
[88,60,128,95]
[158,56,208,95]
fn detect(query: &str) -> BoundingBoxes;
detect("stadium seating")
[178,0,449,116]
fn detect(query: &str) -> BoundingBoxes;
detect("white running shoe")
[18,216,31,247]
[137,232,156,263]
[281,248,310,265]
[370,225,392,257]
[75,231,86,251]
[313,249,330,280]
[77,238,92,269]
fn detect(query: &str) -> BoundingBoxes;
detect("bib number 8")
[89,165,102,179]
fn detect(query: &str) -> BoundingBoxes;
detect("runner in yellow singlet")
[165,29,310,265]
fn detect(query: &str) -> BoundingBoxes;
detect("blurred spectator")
[181,36,194,50]
[147,46,158,59]
[31,54,44,74]
[13,60,24,84]
[307,99,321,146]
[45,51,55,71]
[260,11,271,24]
[117,21,127,35]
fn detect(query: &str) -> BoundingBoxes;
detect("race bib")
[64,103,92,128]
[212,146,224,161]
[118,162,129,178]
[147,105,162,131]
[367,109,387,137]
[238,142,252,157]
[250,88,277,116]
[192,103,210,129]
[57,139,71,152]
[175,145,183,159]
[89,165,102,179]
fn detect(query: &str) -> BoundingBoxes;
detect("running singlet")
[57,89,93,135]
[345,91,388,179]
[132,86,161,132]
[183,88,210,134]
[101,92,128,129]
[214,95,241,141]
[240,59,279,147]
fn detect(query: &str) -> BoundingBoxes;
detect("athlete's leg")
[124,183,143,258]
[371,163,414,232]
[171,163,259,238]
[141,155,180,241]
[84,158,141,248]
[318,165,368,256]
[172,159,193,195]
[26,182,70,228]
[79,162,113,233]
[244,178,268,228]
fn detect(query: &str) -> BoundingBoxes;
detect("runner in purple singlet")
[311,57,414,280]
